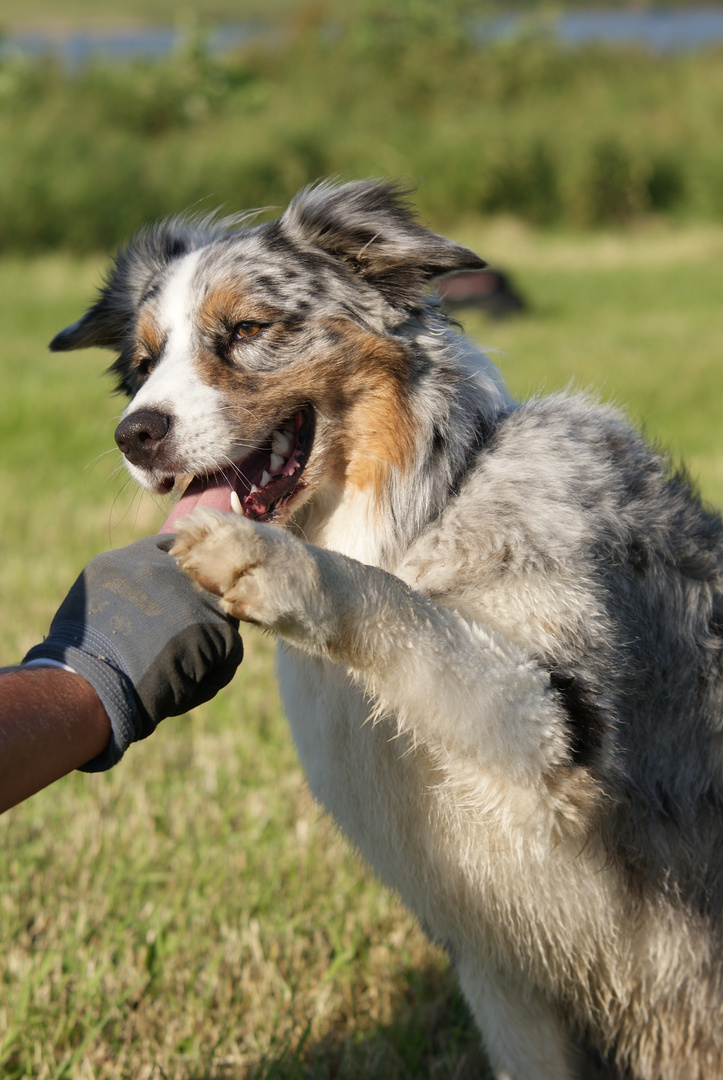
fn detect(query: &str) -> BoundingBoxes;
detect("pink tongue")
[159,474,234,534]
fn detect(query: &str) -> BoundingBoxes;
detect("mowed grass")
[0,222,722,1079]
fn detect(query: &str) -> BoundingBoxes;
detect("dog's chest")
[276,646,417,830]
[273,642,621,981]
[275,646,469,921]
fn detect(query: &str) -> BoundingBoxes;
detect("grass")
[0,221,722,1078]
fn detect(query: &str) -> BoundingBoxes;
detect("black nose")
[115,409,172,467]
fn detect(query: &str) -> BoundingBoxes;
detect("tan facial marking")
[331,323,416,497]
[135,312,165,366]
[199,284,279,338]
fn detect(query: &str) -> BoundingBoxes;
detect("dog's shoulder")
[399,393,623,659]
[403,389,723,604]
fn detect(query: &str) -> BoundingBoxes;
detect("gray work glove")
[23,534,243,771]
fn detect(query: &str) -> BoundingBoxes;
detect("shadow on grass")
[188,962,492,1080]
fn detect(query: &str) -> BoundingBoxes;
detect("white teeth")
[269,453,284,472]
[249,484,259,494]
[261,471,272,487]
[230,490,243,515]
[271,430,291,455]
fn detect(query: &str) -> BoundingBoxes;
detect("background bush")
[2,2,723,250]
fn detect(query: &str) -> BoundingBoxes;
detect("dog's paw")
[170,507,318,628]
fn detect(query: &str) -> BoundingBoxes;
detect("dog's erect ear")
[50,216,225,353]
[278,180,486,307]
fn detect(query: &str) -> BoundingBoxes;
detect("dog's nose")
[115,409,171,467]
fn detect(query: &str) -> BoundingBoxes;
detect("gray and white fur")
[54,180,723,1079]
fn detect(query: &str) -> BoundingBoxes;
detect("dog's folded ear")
[279,179,487,307]
[50,293,130,352]
[49,216,224,353]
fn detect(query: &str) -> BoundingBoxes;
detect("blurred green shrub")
[1,4,722,250]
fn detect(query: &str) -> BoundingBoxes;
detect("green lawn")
[0,222,721,1079]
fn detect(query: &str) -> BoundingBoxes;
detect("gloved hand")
[22,534,243,771]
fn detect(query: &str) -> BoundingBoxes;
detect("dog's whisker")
[106,475,137,541]
[84,447,123,473]
[97,458,132,488]
[217,455,251,485]
[218,402,265,426]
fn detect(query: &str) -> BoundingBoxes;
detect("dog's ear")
[279,180,486,307]
[50,286,134,352]
[50,217,223,352]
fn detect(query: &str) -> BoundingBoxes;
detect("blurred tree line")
[1,0,721,250]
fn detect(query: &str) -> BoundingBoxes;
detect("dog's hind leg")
[172,509,570,791]
[456,960,576,1080]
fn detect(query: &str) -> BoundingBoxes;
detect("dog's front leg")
[172,508,568,789]
[457,961,577,1080]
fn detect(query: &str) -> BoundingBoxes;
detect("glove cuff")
[23,621,141,772]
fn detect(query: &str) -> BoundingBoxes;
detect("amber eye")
[136,356,154,379]
[234,321,263,339]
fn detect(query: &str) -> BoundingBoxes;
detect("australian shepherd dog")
[52,181,723,1079]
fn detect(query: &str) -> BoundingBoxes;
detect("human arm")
[2,534,243,813]
[0,666,111,813]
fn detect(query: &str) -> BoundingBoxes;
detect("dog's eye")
[234,321,263,339]
[137,357,154,379]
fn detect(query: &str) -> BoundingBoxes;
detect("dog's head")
[52,180,486,531]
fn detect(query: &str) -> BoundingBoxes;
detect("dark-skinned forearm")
[0,666,111,814]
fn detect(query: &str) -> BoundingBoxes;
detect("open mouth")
[159,406,315,534]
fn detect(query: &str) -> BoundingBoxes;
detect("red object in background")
[437,269,526,318]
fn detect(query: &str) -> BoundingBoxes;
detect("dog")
[52,180,723,1079]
